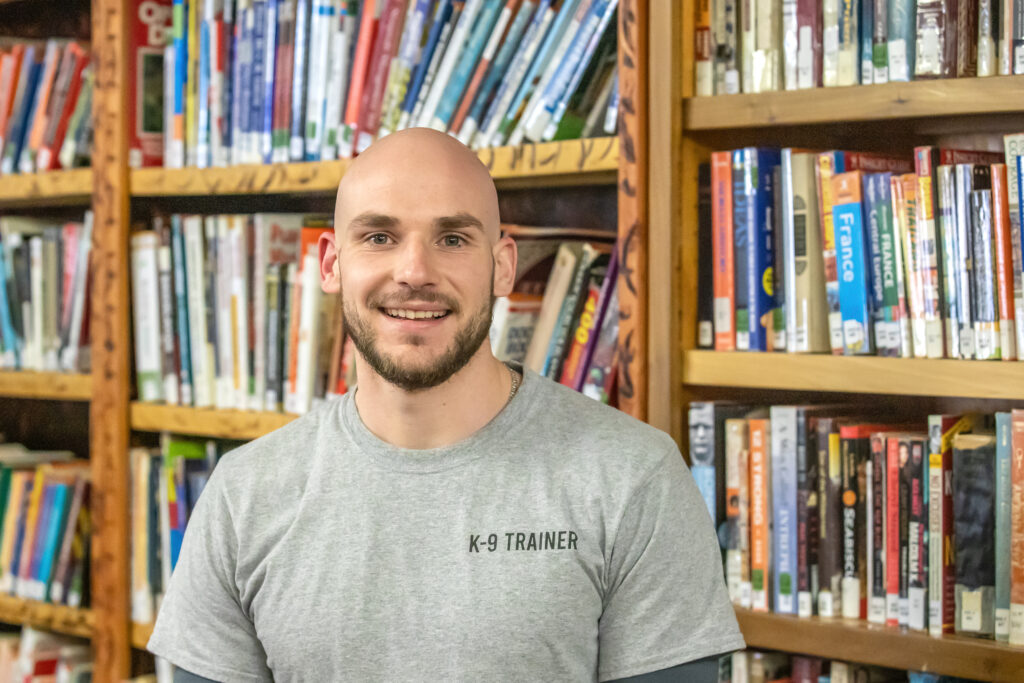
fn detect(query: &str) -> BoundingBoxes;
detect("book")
[831,171,874,355]
[712,151,736,350]
[1011,410,1024,645]
[697,162,714,349]
[970,188,1000,360]
[690,401,752,541]
[749,416,772,612]
[131,231,164,402]
[991,164,1018,360]
[996,412,1012,641]
[953,432,997,636]
[818,416,843,617]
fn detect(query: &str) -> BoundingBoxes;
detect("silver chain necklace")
[507,364,521,403]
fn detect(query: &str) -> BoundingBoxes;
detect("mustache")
[367,291,460,312]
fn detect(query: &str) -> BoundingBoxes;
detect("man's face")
[333,172,504,391]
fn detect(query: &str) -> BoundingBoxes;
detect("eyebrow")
[347,211,485,232]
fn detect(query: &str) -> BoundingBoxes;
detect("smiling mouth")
[382,308,451,320]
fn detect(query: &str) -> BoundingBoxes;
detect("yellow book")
[131,449,153,624]
[186,0,199,166]
[0,471,28,590]
[14,466,49,597]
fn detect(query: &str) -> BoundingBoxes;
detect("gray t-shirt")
[147,366,743,682]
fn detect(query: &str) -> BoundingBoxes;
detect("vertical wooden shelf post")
[616,0,649,422]
[91,0,133,678]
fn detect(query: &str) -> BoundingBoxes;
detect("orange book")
[1011,410,1024,645]
[749,417,771,612]
[0,471,29,590]
[285,225,333,405]
[15,467,49,596]
[341,0,379,156]
[0,45,25,142]
[711,151,735,351]
[22,40,63,171]
[992,164,1017,360]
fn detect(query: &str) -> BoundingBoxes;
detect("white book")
[740,0,756,92]
[229,216,251,410]
[261,0,278,161]
[250,217,268,412]
[304,0,334,160]
[782,0,799,89]
[131,449,154,624]
[184,216,213,408]
[214,216,235,409]
[131,231,165,402]
[822,0,840,86]
[61,212,93,372]
[157,243,180,405]
[523,242,581,373]
[28,237,43,371]
[321,2,351,160]
[293,252,323,414]
[414,0,484,128]
[208,0,227,167]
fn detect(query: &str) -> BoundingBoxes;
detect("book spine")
[816,152,846,354]
[936,165,963,357]
[864,173,899,355]
[781,150,800,350]
[230,218,251,410]
[770,406,798,615]
[869,433,887,623]
[832,171,874,354]
[914,0,952,77]
[303,0,328,161]
[697,0,714,94]
[822,0,840,86]
[908,438,928,631]
[726,418,750,607]
[360,0,411,151]
[1011,410,1024,644]
[183,216,211,407]
[992,164,1018,360]
[400,0,455,133]
[750,417,772,612]
[896,436,911,628]
[264,264,281,410]
[894,173,929,357]
[131,232,164,402]
[980,0,999,75]
[818,418,841,617]
[953,434,997,636]
[997,412,1012,641]
[170,216,194,405]
[836,0,858,85]
[913,148,948,358]
[712,151,736,350]
[156,227,180,406]
[796,0,822,88]
[884,435,900,625]
[972,189,1000,359]
[689,402,717,524]
[716,0,741,93]
[888,0,916,79]
[839,432,866,619]
[212,218,232,408]
[341,0,381,157]
[320,5,352,159]
[1002,135,1024,360]
[197,13,211,167]
[380,0,432,137]
[290,0,311,160]
[861,0,875,81]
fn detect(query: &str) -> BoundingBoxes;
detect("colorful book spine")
[170,216,194,406]
[907,436,928,631]
[936,165,964,358]
[869,432,887,623]
[796,0,822,88]
[884,434,902,626]
[816,151,846,354]
[712,151,736,350]
[971,188,1000,360]
[992,164,1018,360]
[750,416,772,612]
[770,406,798,615]
[797,415,819,617]
[818,417,842,617]
[725,417,750,607]
[832,171,874,355]
[689,401,718,525]
[893,172,928,357]
[398,0,456,132]
[714,0,741,93]
[913,147,948,358]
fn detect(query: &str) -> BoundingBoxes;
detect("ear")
[319,231,341,293]
[492,235,517,297]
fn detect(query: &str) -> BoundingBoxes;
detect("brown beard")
[342,284,495,392]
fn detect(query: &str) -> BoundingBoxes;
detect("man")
[148,128,743,681]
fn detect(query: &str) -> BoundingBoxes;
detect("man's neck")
[352,349,514,450]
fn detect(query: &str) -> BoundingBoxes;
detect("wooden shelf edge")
[0,371,92,401]
[0,168,92,207]
[130,137,619,197]
[683,350,1024,400]
[684,75,1024,130]
[130,402,298,440]
[736,609,1024,681]
[0,594,93,639]
[131,621,154,650]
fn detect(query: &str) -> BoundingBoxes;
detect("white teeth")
[385,308,447,320]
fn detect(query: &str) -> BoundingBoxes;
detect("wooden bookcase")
[0,1,653,680]
[659,1,1024,680]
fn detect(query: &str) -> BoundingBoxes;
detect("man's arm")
[606,655,720,683]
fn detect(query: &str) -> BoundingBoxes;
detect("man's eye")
[442,235,464,247]
[368,234,390,245]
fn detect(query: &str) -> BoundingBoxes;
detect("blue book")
[475,0,552,144]
[2,49,42,175]
[492,0,582,145]
[172,0,188,167]
[37,483,69,599]
[197,17,212,168]
[540,0,617,141]
[0,235,18,367]
[732,147,781,352]
[262,0,278,163]
[687,401,750,545]
[527,0,615,141]
[770,405,799,615]
[996,412,1011,641]
[400,0,455,125]
[250,1,267,164]
[290,0,312,160]
[461,0,540,139]
[6,477,33,592]
[220,3,235,158]
[430,1,505,130]
[887,0,916,81]
[832,170,874,354]
[25,484,54,598]
[170,216,194,406]
[859,0,873,83]
[237,4,255,162]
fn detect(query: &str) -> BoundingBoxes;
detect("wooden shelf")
[683,350,1024,400]
[736,609,1024,681]
[0,371,92,401]
[0,168,92,207]
[684,76,1024,130]
[0,594,93,639]
[131,621,153,650]
[130,403,297,440]
[130,137,618,197]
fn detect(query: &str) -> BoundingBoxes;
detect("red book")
[357,0,407,153]
[885,434,902,626]
[0,45,25,145]
[992,164,1017,360]
[936,148,1005,165]
[711,151,735,350]
[342,0,380,155]
[128,0,173,167]
[37,43,89,171]
[450,0,518,134]
[272,0,297,162]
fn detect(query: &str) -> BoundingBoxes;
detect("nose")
[393,237,439,290]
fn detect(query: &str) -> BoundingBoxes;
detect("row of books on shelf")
[0,39,93,175]
[697,134,1024,360]
[130,216,621,412]
[0,441,91,610]
[141,0,619,170]
[0,215,93,373]
[720,649,980,682]
[688,402,1024,644]
[694,0,1024,96]
[0,627,92,683]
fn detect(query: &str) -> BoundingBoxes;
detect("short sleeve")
[147,466,273,683]
[597,447,745,681]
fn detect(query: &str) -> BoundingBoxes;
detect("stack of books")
[0,628,92,682]
[724,650,976,682]
[0,39,93,174]
[694,0,1024,95]
[699,135,1024,361]
[0,214,94,373]
[145,0,620,169]
[689,403,1024,644]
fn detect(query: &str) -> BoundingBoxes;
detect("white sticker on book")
[1016,47,1024,74]
[740,582,752,609]
[736,331,750,351]
[798,592,812,618]
[929,601,940,632]
[960,327,975,358]
[714,298,732,333]
[997,607,1010,638]
[961,589,983,631]
[908,587,927,630]
[818,591,835,617]
[888,40,908,81]
[725,70,740,95]
[798,26,813,88]
[870,598,887,624]
[699,321,713,348]
[917,28,941,76]
[1010,604,1024,645]
[886,595,899,622]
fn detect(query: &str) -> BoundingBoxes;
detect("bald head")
[335,128,501,242]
